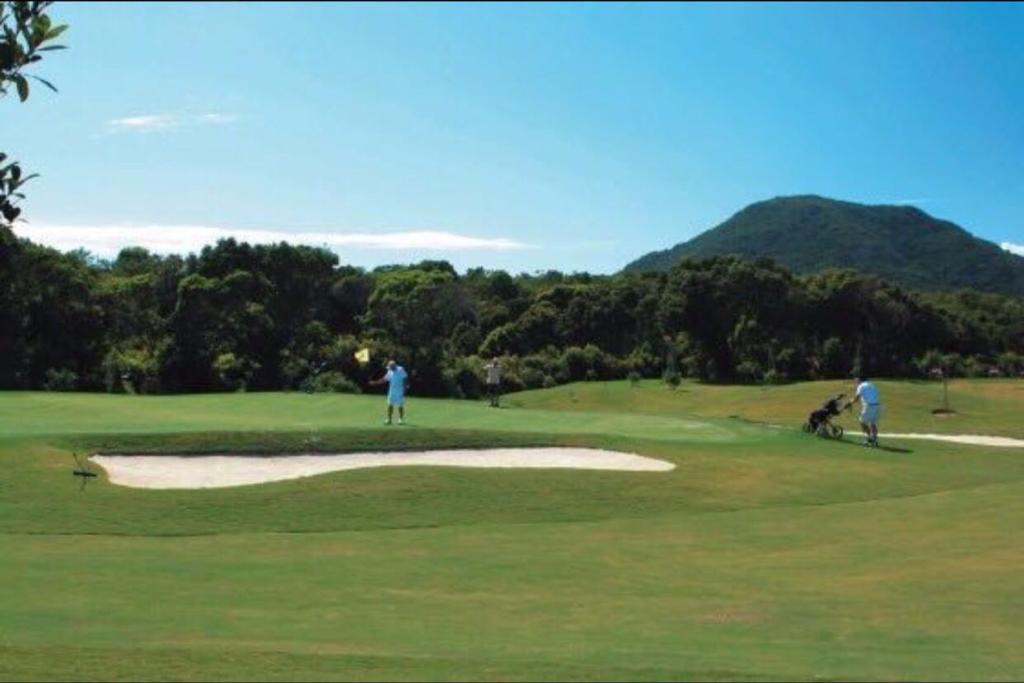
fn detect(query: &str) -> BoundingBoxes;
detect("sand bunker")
[91,448,675,490]
[883,433,1024,448]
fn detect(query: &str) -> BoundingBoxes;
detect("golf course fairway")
[2,378,1023,681]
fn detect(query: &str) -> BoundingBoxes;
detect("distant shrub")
[102,347,160,394]
[735,360,764,383]
[520,366,546,389]
[478,323,520,358]
[560,347,589,382]
[997,352,1024,376]
[817,337,849,379]
[280,354,312,390]
[499,367,525,393]
[213,353,260,392]
[914,349,946,378]
[625,345,660,377]
[680,350,715,380]
[306,371,361,394]
[558,345,623,383]
[442,357,483,399]
[43,368,79,392]
[774,347,806,379]
[940,353,965,377]
[962,355,988,378]
[662,369,681,390]
[447,321,482,357]
[522,351,560,380]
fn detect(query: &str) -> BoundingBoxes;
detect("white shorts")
[860,404,881,424]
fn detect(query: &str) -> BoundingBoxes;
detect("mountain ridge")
[624,195,1024,297]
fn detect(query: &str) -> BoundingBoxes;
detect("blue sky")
[6,1,1023,272]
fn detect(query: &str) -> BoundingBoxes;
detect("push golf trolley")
[802,419,844,440]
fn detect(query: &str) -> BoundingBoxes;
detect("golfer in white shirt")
[851,375,882,447]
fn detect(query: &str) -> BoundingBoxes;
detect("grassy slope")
[512,378,1024,438]
[2,380,1023,681]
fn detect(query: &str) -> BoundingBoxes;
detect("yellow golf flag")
[354,347,371,365]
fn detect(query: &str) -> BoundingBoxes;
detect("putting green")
[0,391,760,444]
[2,379,1023,681]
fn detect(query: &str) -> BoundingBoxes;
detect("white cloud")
[106,112,238,133]
[891,198,932,206]
[12,223,532,258]
[1002,242,1024,257]
[106,114,180,132]
[196,112,238,124]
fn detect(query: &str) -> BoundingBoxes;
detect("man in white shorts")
[850,375,882,447]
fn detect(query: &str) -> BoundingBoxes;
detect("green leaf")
[13,75,28,102]
[38,44,67,51]
[26,29,42,50]
[28,14,50,45]
[45,23,67,41]
[29,74,56,92]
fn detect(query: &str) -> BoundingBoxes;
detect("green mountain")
[624,195,1024,296]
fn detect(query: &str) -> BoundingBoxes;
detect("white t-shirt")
[856,381,880,405]
[485,362,501,384]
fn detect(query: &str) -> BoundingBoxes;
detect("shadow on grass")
[834,437,914,454]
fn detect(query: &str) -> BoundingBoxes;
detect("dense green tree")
[363,265,477,395]
[0,239,104,389]
[658,257,800,381]
[328,266,374,333]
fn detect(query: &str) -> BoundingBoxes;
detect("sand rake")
[72,451,98,492]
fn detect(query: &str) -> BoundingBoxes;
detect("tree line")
[1,228,1023,396]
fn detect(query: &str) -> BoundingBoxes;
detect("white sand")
[91,448,675,490]
[883,433,1024,448]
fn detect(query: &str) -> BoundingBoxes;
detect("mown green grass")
[513,377,1024,437]
[2,380,1023,681]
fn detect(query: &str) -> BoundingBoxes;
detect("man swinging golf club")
[369,359,409,425]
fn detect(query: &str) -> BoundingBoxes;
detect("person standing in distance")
[484,356,502,407]
[369,360,409,425]
[849,375,882,447]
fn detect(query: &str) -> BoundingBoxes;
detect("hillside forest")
[2,227,1023,397]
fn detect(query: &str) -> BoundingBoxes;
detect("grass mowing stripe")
[4,479,1023,681]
